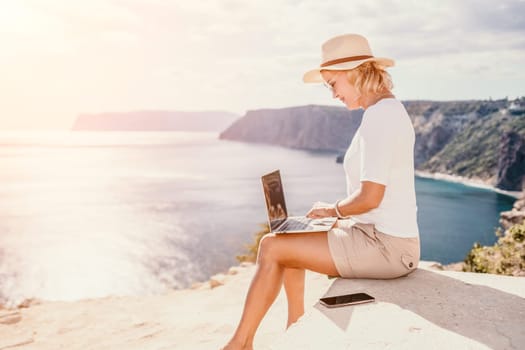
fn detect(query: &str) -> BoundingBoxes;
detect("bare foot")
[220,339,253,350]
[286,310,304,329]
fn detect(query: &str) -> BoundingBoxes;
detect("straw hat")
[303,33,394,83]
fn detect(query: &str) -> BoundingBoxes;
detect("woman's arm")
[336,181,385,217]
[306,181,385,219]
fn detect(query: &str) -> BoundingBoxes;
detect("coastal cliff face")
[404,100,505,168]
[219,105,363,151]
[220,98,525,191]
[410,99,525,191]
[497,131,525,190]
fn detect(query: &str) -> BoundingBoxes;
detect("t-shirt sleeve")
[358,108,397,185]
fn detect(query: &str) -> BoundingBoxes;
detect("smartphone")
[319,292,375,308]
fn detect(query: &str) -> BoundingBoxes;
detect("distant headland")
[71,110,239,132]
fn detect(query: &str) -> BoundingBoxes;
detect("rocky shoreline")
[414,170,523,198]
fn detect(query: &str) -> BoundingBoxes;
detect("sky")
[0,0,524,130]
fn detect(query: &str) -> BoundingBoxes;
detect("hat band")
[321,55,373,67]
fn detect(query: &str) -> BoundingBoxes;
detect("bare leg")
[283,268,305,328]
[222,233,339,350]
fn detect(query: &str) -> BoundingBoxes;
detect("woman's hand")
[306,201,336,219]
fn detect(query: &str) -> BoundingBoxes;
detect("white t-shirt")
[343,98,419,238]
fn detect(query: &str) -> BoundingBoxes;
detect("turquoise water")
[0,131,516,304]
[415,177,515,263]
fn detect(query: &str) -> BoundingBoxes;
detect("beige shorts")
[327,219,420,279]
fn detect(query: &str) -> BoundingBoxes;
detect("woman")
[222,33,420,350]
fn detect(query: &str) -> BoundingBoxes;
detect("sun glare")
[0,2,34,33]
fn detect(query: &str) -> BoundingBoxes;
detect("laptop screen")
[261,170,288,231]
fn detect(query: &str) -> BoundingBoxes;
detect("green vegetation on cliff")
[424,111,525,180]
[464,220,525,276]
[424,113,500,178]
[236,224,269,263]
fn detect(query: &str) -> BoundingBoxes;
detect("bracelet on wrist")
[334,199,345,219]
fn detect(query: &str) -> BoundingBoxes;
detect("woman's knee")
[257,234,279,263]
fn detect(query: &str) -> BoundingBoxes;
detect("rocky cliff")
[220,98,525,191]
[497,131,525,190]
[410,99,525,191]
[219,105,363,151]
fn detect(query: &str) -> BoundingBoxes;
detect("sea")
[0,131,517,306]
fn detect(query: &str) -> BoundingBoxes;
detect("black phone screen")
[320,292,375,306]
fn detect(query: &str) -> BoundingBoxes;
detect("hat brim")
[302,57,394,83]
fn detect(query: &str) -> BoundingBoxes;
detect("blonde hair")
[345,61,393,95]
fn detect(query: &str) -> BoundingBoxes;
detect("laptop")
[261,170,337,234]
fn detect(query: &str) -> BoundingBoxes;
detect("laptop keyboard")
[279,217,312,231]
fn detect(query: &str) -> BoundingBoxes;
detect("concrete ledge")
[1,262,523,349]
[272,262,525,349]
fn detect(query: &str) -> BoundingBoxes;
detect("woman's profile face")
[321,71,361,110]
